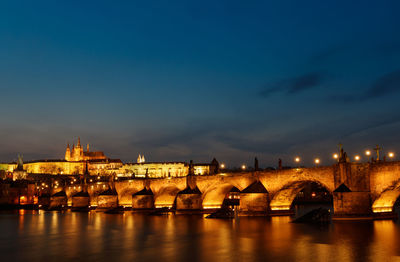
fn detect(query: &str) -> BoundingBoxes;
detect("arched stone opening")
[270,180,333,212]
[222,186,241,208]
[372,186,400,213]
[202,183,241,209]
[154,185,181,209]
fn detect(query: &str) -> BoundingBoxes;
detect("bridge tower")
[333,148,372,218]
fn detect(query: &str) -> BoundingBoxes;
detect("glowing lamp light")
[295,157,300,163]
[388,152,394,158]
[354,155,360,161]
[311,192,316,197]
[365,150,371,156]
[314,158,320,165]
[241,164,246,170]
[333,154,338,159]
[220,163,225,169]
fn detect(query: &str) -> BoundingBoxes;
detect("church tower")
[72,138,84,161]
[65,143,71,161]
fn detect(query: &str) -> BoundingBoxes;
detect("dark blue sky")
[1,1,400,167]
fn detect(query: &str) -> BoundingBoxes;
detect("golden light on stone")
[203,205,222,209]
[355,155,360,161]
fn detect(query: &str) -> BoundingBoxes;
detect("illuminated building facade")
[4,139,218,178]
[119,157,219,178]
[65,138,107,161]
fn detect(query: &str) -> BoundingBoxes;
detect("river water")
[1,210,400,262]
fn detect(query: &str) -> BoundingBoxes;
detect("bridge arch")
[372,180,400,213]
[269,180,333,211]
[115,180,144,206]
[202,183,239,209]
[153,185,182,208]
[201,179,254,209]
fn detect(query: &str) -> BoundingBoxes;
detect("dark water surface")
[1,210,400,262]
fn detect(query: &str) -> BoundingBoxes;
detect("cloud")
[327,70,400,103]
[309,45,349,64]
[259,72,325,98]
[364,70,400,99]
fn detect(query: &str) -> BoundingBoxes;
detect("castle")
[65,138,107,162]
[1,138,217,177]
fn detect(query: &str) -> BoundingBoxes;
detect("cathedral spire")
[65,142,71,161]
[77,137,81,147]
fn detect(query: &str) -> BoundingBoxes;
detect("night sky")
[1,1,400,167]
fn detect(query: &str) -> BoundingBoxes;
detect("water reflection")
[0,211,400,261]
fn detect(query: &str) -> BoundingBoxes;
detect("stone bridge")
[63,161,400,218]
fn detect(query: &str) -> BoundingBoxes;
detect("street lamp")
[295,157,300,163]
[365,150,371,156]
[388,152,394,159]
[241,164,246,170]
[354,155,360,161]
[220,163,225,169]
[314,158,320,165]
[333,153,338,160]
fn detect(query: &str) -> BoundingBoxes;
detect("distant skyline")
[1,1,400,167]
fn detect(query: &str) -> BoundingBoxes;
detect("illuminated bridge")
[61,159,400,219]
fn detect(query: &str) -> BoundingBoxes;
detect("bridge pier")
[332,162,372,219]
[49,191,67,210]
[176,193,202,211]
[176,178,203,211]
[239,181,269,216]
[71,191,90,209]
[333,191,372,219]
[132,188,154,210]
[97,189,119,210]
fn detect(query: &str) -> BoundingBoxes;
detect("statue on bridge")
[189,160,194,175]
[338,143,349,163]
